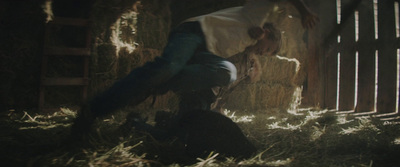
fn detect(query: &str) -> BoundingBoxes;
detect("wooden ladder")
[39,17,91,112]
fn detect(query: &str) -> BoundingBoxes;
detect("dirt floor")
[1,107,400,167]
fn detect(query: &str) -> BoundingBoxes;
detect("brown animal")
[126,109,257,160]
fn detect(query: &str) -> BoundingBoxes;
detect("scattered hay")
[223,109,255,123]
[1,107,400,166]
[223,82,297,110]
[42,0,53,23]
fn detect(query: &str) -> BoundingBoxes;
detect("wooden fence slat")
[321,0,339,109]
[398,2,400,114]
[377,0,397,113]
[355,0,376,112]
[338,0,357,111]
[301,0,323,107]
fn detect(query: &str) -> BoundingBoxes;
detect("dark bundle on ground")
[125,109,257,163]
[179,110,256,159]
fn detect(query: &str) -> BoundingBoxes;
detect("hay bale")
[136,0,171,49]
[252,82,297,109]
[117,48,134,78]
[96,44,117,74]
[223,82,296,111]
[129,47,161,67]
[116,47,161,79]
[262,1,309,85]
[259,55,300,86]
[222,53,300,111]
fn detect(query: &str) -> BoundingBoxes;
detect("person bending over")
[71,0,318,137]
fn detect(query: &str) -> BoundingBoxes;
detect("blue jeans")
[90,22,237,116]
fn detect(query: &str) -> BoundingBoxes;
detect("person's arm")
[288,0,319,29]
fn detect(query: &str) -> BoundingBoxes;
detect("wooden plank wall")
[318,0,338,110]
[376,0,398,113]
[338,0,357,111]
[311,0,399,113]
[356,0,375,112]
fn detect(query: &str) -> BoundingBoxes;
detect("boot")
[69,103,95,141]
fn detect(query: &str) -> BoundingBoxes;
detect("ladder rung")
[42,77,89,86]
[44,47,91,56]
[48,17,89,26]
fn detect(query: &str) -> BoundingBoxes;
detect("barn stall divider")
[305,0,400,120]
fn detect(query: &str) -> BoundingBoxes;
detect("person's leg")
[160,52,237,93]
[70,22,206,138]
[89,32,205,117]
[158,52,237,112]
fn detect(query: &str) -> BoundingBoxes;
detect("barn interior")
[1,0,400,166]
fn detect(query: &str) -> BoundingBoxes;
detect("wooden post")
[301,0,324,107]
[355,0,376,113]
[377,0,397,113]
[398,3,400,114]
[338,0,357,111]
[320,0,339,109]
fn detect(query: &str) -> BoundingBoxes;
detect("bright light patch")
[239,158,293,166]
[355,11,359,42]
[397,49,400,113]
[374,0,378,39]
[267,109,329,131]
[395,1,400,38]
[42,0,54,23]
[337,53,341,110]
[339,118,380,135]
[287,87,303,115]
[336,114,354,124]
[310,126,326,141]
[354,52,359,108]
[111,11,139,56]
[223,109,255,123]
[264,158,293,166]
[374,51,379,112]
[337,0,341,24]
[394,138,400,145]
[19,123,70,130]
[268,121,303,130]
[17,109,76,130]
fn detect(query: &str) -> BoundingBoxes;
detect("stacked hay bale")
[90,0,142,93]
[223,55,300,111]
[223,1,308,111]
[89,0,178,111]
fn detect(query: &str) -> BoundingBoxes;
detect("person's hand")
[247,54,262,83]
[248,27,265,40]
[289,0,319,29]
[301,11,319,29]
